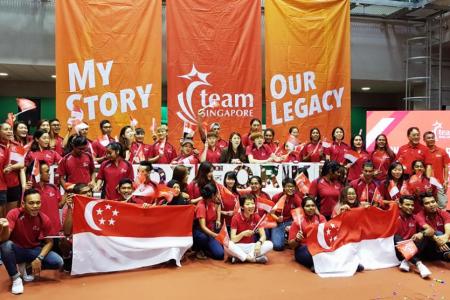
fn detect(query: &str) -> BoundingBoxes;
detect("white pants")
[226,241,273,262]
[437,187,448,209]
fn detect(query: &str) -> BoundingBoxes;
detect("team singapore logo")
[177,64,255,125]
[432,121,450,142]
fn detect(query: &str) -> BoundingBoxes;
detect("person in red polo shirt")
[171,139,199,165]
[379,162,406,201]
[324,127,350,164]
[396,127,429,177]
[49,119,64,156]
[271,178,302,251]
[149,126,177,164]
[394,195,432,278]
[200,131,221,163]
[91,120,115,163]
[300,127,324,162]
[24,130,62,168]
[199,122,228,151]
[350,161,380,204]
[309,160,343,219]
[0,189,63,294]
[415,194,450,261]
[423,131,449,209]
[0,122,12,218]
[242,118,262,148]
[228,195,273,263]
[370,134,396,181]
[94,142,134,200]
[263,128,278,153]
[129,128,153,164]
[219,132,248,163]
[58,135,95,190]
[347,134,370,182]
[246,132,277,164]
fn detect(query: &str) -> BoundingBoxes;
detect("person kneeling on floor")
[0,188,63,295]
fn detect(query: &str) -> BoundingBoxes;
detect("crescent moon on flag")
[84,200,103,231]
[317,223,331,250]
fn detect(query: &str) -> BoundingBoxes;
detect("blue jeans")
[294,245,314,269]
[0,240,63,278]
[193,228,224,260]
[271,220,292,251]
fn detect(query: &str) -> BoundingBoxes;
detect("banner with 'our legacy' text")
[167,0,262,146]
[265,0,351,143]
[56,0,161,143]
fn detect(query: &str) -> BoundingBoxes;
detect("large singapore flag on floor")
[306,204,400,278]
[72,196,194,275]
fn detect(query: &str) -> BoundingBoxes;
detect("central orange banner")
[56,0,161,143]
[265,0,351,143]
[166,0,262,146]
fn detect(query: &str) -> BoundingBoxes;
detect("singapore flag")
[305,204,400,278]
[71,195,194,275]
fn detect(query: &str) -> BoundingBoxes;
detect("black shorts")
[0,190,6,205]
[7,185,22,203]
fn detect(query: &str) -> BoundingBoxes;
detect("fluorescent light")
[361,87,371,91]
[0,72,8,76]
[51,75,56,78]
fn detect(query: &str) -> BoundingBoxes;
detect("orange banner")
[56,0,161,143]
[265,0,351,143]
[166,0,262,146]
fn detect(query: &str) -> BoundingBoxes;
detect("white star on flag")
[105,204,112,210]
[112,209,119,216]
[99,218,106,225]
[327,229,331,235]
[96,208,103,215]
[109,219,116,226]
[330,223,336,229]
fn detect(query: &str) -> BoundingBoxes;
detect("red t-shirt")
[288,214,326,244]
[350,178,379,203]
[300,142,323,162]
[129,142,153,164]
[187,181,201,200]
[35,183,62,235]
[25,149,62,167]
[396,143,428,175]
[242,133,251,148]
[272,192,302,222]
[264,142,278,153]
[97,158,134,200]
[415,209,450,232]
[309,177,342,217]
[217,139,228,150]
[7,208,52,248]
[370,149,394,181]
[151,140,177,164]
[196,200,218,231]
[347,151,370,182]
[231,212,260,244]
[53,135,64,156]
[0,143,9,190]
[246,144,273,160]
[221,190,239,225]
[58,152,94,184]
[396,211,420,240]
[324,141,350,164]
[204,146,222,163]
[425,146,450,185]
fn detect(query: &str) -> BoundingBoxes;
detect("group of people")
[0,116,449,295]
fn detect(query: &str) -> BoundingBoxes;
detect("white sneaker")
[18,263,34,282]
[416,261,431,278]
[11,277,24,295]
[399,259,410,272]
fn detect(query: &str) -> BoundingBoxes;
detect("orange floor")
[1,250,449,299]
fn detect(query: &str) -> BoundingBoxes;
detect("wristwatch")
[37,255,45,261]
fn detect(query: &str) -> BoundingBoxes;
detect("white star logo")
[330,223,336,229]
[108,219,115,226]
[178,64,211,84]
[112,209,119,216]
[105,204,112,210]
[333,236,338,241]
[99,218,105,225]
[96,208,103,215]
[326,229,331,235]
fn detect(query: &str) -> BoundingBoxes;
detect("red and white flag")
[272,195,286,213]
[215,222,230,247]
[429,177,443,189]
[181,155,197,164]
[16,98,36,113]
[32,159,40,183]
[305,204,399,278]
[291,207,304,226]
[295,172,311,195]
[150,117,157,135]
[216,183,237,208]
[9,144,26,164]
[156,184,176,203]
[253,213,277,231]
[98,134,110,147]
[344,149,360,164]
[72,195,194,275]
[395,239,418,261]
[372,187,384,206]
[321,139,331,148]
[256,197,274,213]
[285,135,298,151]
[129,113,138,127]
[388,180,400,198]
[6,112,15,126]
[183,122,197,136]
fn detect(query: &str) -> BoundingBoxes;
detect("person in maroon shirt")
[37,119,50,133]
[148,126,177,164]
[91,120,115,163]
[13,121,32,149]
[271,178,302,251]
[396,127,429,177]
[242,118,262,148]
[249,176,272,217]
[415,194,450,261]
[220,171,239,226]
[171,139,199,165]
[193,183,224,260]
[394,195,432,278]
[198,122,228,151]
[300,127,324,162]
[94,142,134,200]
[347,135,370,182]
[288,197,326,271]
[332,186,366,218]
[0,122,13,218]
[187,162,215,204]
[24,130,62,168]
[350,161,379,204]
[49,119,64,156]
[200,132,222,163]
[263,128,278,153]
[370,134,396,181]
[407,160,436,213]
[324,127,350,164]
[246,132,277,164]
[309,160,343,219]
[228,195,273,263]
[58,135,95,190]
[220,132,248,163]
[129,128,153,164]
[0,189,63,294]
[379,161,406,202]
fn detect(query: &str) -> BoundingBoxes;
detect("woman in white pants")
[227,195,273,263]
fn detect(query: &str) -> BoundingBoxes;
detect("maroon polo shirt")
[347,151,370,182]
[0,143,9,190]
[7,208,52,248]
[35,183,62,235]
[309,177,343,217]
[272,192,302,222]
[97,158,134,200]
[300,142,324,162]
[5,142,20,187]
[187,181,201,200]
[196,199,218,231]
[415,209,450,233]
[324,141,350,164]
[53,135,64,156]
[231,212,260,243]
[129,142,153,163]
[350,178,379,203]
[217,139,228,150]
[246,144,273,160]
[396,211,420,240]
[25,149,62,167]
[91,136,115,158]
[205,146,222,163]
[152,140,177,164]
[424,146,450,185]
[396,143,428,175]
[370,149,394,181]
[58,152,94,184]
